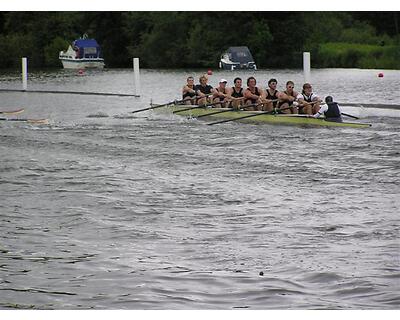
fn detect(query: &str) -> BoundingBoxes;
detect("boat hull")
[219,60,257,70]
[168,105,371,128]
[60,58,105,69]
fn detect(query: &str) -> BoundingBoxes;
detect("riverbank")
[314,42,400,70]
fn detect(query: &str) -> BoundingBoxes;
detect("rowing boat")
[162,104,372,128]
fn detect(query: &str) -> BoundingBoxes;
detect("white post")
[22,57,28,91]
[133,58,140,96]
[303,52,311,83]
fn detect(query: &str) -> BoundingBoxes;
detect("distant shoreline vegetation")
[0,12,399,70]
[315,43,400,69]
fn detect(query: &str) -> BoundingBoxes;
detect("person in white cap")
[212,78,229,108]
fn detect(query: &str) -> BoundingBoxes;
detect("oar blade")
[0,108,25,115]
[0,118,49,124]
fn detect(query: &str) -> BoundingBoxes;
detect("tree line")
[0,12,399,69]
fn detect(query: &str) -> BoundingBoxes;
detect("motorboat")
[59,35,105,69]
[219,46,257,70]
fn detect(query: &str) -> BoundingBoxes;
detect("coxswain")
[227,77,244,110]
[311,96,343,122]
[195,74,213,106]
[244,76,266,111]
[182,76,197,105]
[212,79,229,108]
[296,83,322,115]
[264,78,282,112]
[278,81,299,114]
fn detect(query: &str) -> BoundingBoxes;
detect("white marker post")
[133,58,140,96]
[22,57,28,91]
[303,52,311,84]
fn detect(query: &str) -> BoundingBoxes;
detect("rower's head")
[234,77,242,87]
[187,76,194,84]
[199,75,208,85]
[302,83,312,94]
[219,79,228,88]
[325,96,333,103]
[286,81,295,92]
[268,78,278,89]
[247,76,257,88]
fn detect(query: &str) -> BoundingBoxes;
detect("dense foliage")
[0,11,398,69]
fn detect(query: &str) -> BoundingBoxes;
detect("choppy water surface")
[0,68,399,309]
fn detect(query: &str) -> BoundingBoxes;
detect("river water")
[0,68,399,310]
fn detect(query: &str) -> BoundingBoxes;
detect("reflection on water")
[0,69,399,309]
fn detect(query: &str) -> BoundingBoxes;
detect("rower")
[227,77,244,110]
[212,79,229,108]
[244,76,266,111]
[182,76,196,105]
[296,83,322,115]
[195,74,213,106]
[278,81,299,114]
[311,96,343,122]
[264,78,281,112]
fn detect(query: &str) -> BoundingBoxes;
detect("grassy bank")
[314,42,400,69]
[315,42,400,69]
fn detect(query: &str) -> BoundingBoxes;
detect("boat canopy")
[225,46,255,64]
[73,39,102,59]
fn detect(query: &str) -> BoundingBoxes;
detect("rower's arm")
[211,88,220,97]
[296,93,306,105]
[259,88,267,100]
[183,85,195,94]
[312,104,328,118]
[276,91,285,101]
[244,89,259,100]
[279,92,290,101]
[226,88,234,100]
[195,86,206,97]
[291,91,299,102]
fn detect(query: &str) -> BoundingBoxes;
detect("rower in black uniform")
[227,77,244,110]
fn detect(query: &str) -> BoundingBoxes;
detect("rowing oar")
[131,100,181,114]
[207,106,291,126]
[196,103,262,118]
[131,95,209,114]
[172,101,222,114]
[0,108,25,115]
[341,112,359,120]
[0,118,49,124]
[337,102,400,109]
